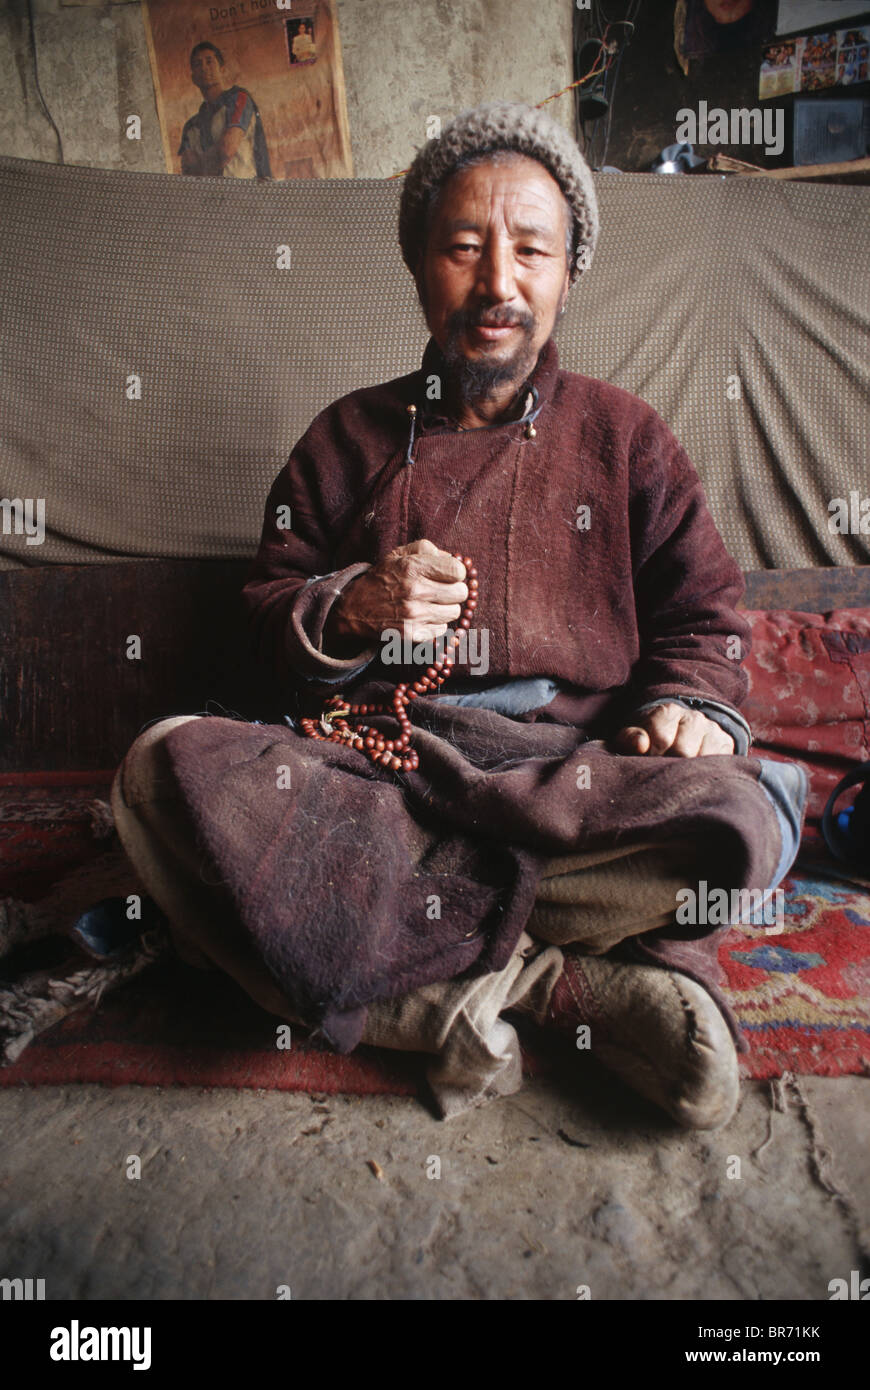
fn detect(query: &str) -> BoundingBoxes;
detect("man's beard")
[441,310,540,409]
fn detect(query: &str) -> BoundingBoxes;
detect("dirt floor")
[1,1065,867,1301]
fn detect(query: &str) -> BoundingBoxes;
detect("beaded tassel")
[300,554,478,773]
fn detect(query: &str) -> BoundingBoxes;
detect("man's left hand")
[613,703,735,758]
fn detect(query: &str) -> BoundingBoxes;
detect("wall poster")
[759,24,869,97]
[142,0,353,179]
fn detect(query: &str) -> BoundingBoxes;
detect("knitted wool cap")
[398,101,600,286]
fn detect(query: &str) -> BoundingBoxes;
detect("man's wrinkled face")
[415,154,572,400]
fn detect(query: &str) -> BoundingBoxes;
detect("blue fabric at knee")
[755,758,808,893]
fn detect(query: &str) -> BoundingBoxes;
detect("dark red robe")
[158,337,794,1051]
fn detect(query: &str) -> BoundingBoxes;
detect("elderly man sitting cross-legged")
[109,102,806,1128]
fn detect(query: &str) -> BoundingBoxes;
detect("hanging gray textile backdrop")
[0,153,866,572]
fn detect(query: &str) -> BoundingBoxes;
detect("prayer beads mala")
[300,554,478,773]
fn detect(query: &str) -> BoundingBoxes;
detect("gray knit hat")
[398,101,600,287]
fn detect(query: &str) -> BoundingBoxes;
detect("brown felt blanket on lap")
[161,700,784,1052]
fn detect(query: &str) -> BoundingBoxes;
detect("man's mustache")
[449,309,535,333]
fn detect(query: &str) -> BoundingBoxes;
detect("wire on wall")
[573,0,641,169]
[26,0,65,164]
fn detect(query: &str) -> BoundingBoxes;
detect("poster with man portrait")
[142,0,353,180]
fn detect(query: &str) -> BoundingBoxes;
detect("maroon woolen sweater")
[242,336,750,732]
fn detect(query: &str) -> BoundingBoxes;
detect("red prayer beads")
[300,554,478,774]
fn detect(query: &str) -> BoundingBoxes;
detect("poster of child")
[289,18,317,66]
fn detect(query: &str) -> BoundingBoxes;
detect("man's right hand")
[324,540,468,652]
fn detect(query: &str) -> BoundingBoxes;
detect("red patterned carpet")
[720,868,870,1078]
[1,773,868,1090]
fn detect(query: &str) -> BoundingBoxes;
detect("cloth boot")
[512,947,740,1128]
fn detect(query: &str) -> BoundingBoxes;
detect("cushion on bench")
[743,608,870,822]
